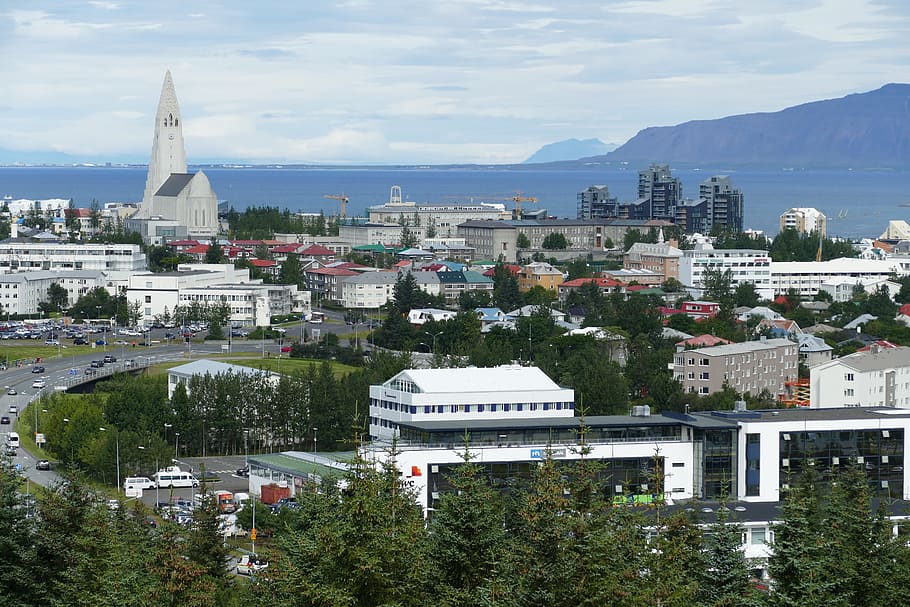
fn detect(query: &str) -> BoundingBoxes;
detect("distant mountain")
[596,84,910,169]
[524,138,617,164]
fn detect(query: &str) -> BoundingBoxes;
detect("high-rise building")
[638,164,681,221]
[699,175,744,233]
[576,185,619,220]
[128,71,218,244]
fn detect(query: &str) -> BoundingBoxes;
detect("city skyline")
[1,1,908,165]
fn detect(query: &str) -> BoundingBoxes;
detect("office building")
[0,241,147,274]
[679,243,773,299]
[769,257,904,298]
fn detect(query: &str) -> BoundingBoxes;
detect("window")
[700,372,710,380]
[700,387,710,394]
[751,528,767,545]
[145,295,152,303]
[700,358,709,366]
[845,373,855,381]
[845,389,855,397]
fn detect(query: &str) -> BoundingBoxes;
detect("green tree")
[702,268,734,304]
[699,502,757,607]
[517,232,531,249]
[279,253,303,287]
[491,264,521,312]
[734,281,761,307]
[428,446,511,606]
[541,232,569,250]
[204,236,225,264]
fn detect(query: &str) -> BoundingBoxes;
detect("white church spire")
[141,70,188,206]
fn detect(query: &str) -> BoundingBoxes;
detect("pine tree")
[0,459,39,605]
[428,442,511,607]
[699,502,758,607]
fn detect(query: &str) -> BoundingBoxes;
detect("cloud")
[2,1,909,164]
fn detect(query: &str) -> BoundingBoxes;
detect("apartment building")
[673,338,798,397]
[779,207,826,236]
[368,201,511,237]
[810,346,910,408]
[623,241,682,281]
[679,243,773,299]
[341,271,398,309]
[576,185,619,220]
[126,264,254,323]
[0,241,147,274]
[178,283,310,327]
[770,257,904,298]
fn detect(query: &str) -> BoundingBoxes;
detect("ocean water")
[0,165,907,238]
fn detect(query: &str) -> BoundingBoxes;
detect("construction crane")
[510,192,538,219]
[323,193,349,219]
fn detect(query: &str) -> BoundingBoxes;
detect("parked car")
[36,460,50,471]
[236,554,268,576]
[73,338,88,345]
[32,366,45,373]
[44,339,59,346]
[235,466,249,478]
[95,339,106,346]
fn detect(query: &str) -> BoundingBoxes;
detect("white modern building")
[367,187,511,238]
[810,346,910,409]
[338,223,427,248]
[0,270,117,316]
[341,271,398,309]
[178,283,309,328]
[0,242,147,274]
[679,244,773,300]
[126,264,260,322]
[368,365,575,441]
[779,207,827,237]
[732,407,910,503]
[770,257,904,298]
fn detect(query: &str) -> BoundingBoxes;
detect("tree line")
[4,447,906,606]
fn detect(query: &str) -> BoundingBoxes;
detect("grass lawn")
[0,344,101,364]
[222,357,357,378]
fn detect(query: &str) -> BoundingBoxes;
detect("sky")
[1,0,908,165]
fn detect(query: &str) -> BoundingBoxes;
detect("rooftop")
[686,338,794,357]
[386,365,568,394]
[399,411,735,433]
[168,359,272,378]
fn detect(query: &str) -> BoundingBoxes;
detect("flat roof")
[688,338,793,356]
[249,451,351,478]
[398,412,736,433]
[702,407,910,424]
[389,365,568,394]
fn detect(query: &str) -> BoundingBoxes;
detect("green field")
[0,343,103,365]
[221,357,357,377]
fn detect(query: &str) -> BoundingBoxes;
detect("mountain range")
[523,138,617,163]
[584,83,910,169]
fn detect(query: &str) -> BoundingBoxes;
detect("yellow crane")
[510,192,538,219]
[323,193,349,219]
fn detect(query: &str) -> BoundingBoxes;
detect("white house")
[810,346,910,408]
[167,359,277,398]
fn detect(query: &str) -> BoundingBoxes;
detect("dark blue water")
[1,165,907,237]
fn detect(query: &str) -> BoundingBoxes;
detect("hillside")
[598,84,910,168]
[524,138,616,163]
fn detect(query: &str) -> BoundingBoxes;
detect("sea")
[1,165,908,238]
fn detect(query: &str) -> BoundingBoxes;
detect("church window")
[175,118,178,126]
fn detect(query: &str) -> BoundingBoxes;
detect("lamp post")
[313,426,318,456]
[174,432,180,459]
[163,422,172,450]
[426,330,442,355]
[34,406,47,446]
[99,426,120,494]
[138,446,159,506]
[62,417,72,463]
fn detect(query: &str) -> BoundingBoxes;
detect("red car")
[280,345,291,353]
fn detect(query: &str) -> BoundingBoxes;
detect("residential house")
[810,345,910,408]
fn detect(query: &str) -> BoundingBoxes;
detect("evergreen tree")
[428,445,511,607]
[204,236,225,264]
[0,459,38,605]
[699,503,758,607]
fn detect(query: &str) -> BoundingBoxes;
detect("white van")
[6,432,19,448]
[154,466,199,488]
[124,476,156,491]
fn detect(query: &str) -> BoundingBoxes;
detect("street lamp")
[138,445,159,506]
[425,330,443,354]
[174,432,180,459]
[99,426,120,494]
[62,418,73,463]
[313,426,318,456]
[163,422,172,448]
[34,406,47,446]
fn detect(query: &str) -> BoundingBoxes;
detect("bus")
[308,311,326,324]
[154,465,199,488]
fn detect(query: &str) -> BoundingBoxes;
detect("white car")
[31,379,46,389]
[236,554,268,576]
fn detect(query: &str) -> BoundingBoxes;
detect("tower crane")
[323,193,349,219]
[510,192,538,219]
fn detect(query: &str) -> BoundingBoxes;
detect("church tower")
[142,70,187,206]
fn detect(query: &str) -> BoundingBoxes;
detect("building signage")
[530,448,566,459]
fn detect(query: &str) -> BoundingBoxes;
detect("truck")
[214,490,236,514]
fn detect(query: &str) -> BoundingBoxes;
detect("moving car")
[32,366,45,373]
[31,379,46,389]
[8,405,17,414]
[236,554,268,576]
[0,416,9,425]
[103,355,117,363]
[6,389,16,396]
[36,460,50,471]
